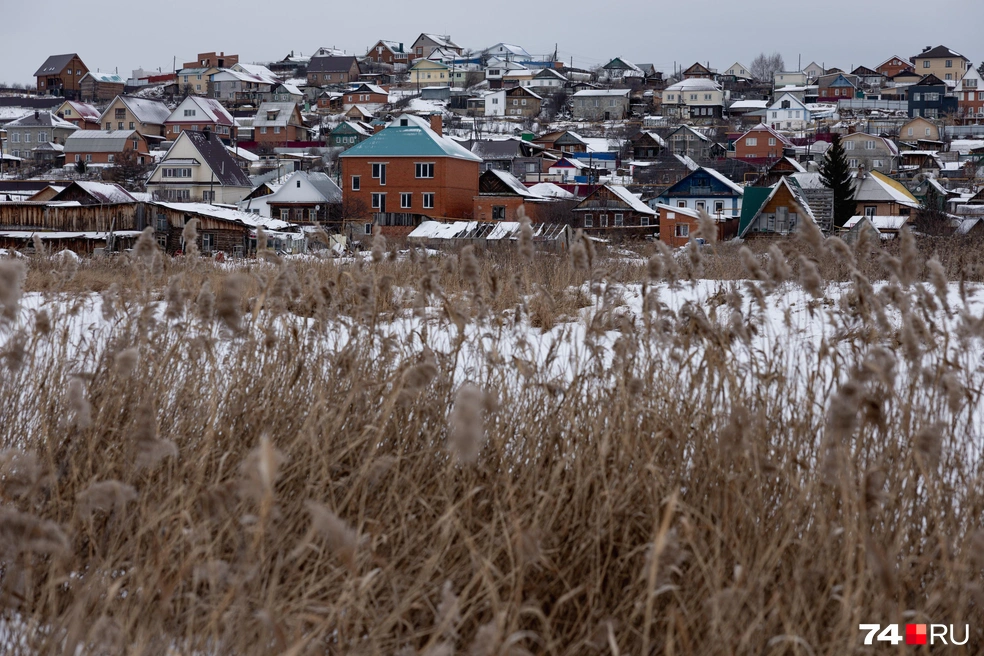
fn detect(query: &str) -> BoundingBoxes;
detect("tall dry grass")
[1,229,983,655]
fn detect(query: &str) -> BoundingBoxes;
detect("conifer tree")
[819,134,856,229]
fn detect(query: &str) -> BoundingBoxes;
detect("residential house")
[572,184,657,233]
[485,87,542,118]
[877,56,913,79]
[472,169,558,222]
[546,156,587,182]
[483,43,534,63]
[660,78,725,121]
[270,82,304,104]
[49,181,137,206]
[34,54,88,98]
[262,171,343,225]
[338,115,483,228]
[817,73,860,102]
[721,62,753,82]
[366,40,413,71]
[908,75,958,119]
[528,68,567,94]
[484,58,529,89]
[253,102,307,145]
[752,156,807,187]
[654,167,744,218]
[737,177,817,238]
[176,67,219,96]
[840,133,899,174]
[210,69,275,107]
[63,130,149,168]
[851,66,885,89]
[455,137,547,180]
[911,45,971,83]
[54,101,101,130]
[533,130,587,154]
[654,203,739,247]
[232,62,279,84]
[954,67,984,121]
[410,34,463,59]
[79,72,125,103]
[342,84,389,112]
[501,69,536,89]
[602,58,645,82]
[734,124,793,162]
[152,202,297,256]
[852,170,919,218]
[99,96,170,139]
[899,116,943,143]
[803,62,826,81]
[631,131,666,160]
[665,125,714,160]
[571,89,630,120]
[307,56,362,87]
[184,52,238,69]
[316,91,344,113]
[329,121,372,149]
[165,96,237,144]
[146,130,253,203]
[774,71,808,88]
[3,111,78,161]
[409,59,450,86]
[766,93,814,130]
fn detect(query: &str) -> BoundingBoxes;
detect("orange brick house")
[654,204,701,247]
[63,130,150,167]
[473,169,560,221]
[876,55,913,79]
[253,102,307,145]
[734,124,793,162]
[339,114,482,232]
[365,40,414,71]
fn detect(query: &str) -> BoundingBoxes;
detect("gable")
[662,169,739,197]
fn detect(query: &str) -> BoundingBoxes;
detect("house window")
[864,206,877,217]
[772,111,778,119]
[11,133,19,143]
[74,154,80,162]
[371,193,384,209]
[614,213,624,227]
[400,192,412,209]
[492,206,506,220]
[129,122,135,130]
[768,138,776,146]
[422,193,435,209]
[281,209,290,221]
[201,233,214,253]
[907,127,914,136]
[599,214,608,227]
[107,154,114,163]
[184,109,195,117]
[946,60,953,68]
[865,140,876,150]
[845,141,855,150]
[174,126,181,134]
[675,224,689,237]
[923,61,930,68]
[746,137,757,146]
[371,163,387,184]
[415,162,434,178]
[115,109,125,119]
[641,216,649,227]
[696,201,705,211]
[351,176,360,191]
[365,223,373,235]
[85,154,92,162]
[583,214,593,227]
[873,159,884,169]
[274,126,281,134]
[849,158,859,168]
[24,133,31,144]
[118,122,124,130]
[105,122,111,130]
[677,201,687,208]
[714,201,724,214]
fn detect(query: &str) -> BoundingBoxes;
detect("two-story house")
[176,67,220,96]
[34,54,88,99]
[409,59,450,86]
[737,176,818,239]
[146,130,252,203]
[665,125,714,160]
[911,45,971,83]
[774,71,808,88]
[908,75,959,119]
[63,130,150,168]
[899,116,943,144]
[410,34,463,59]
[877,56,913,79]
[734,124,793,162]
[572,89,630,120]
[766,93,814,130]
[210,69,275,107]
[330,121,372,149]
[54,101,101,130]
[365,40,413,72]
[343,84,389,112]
[653,167,744,218]
[486,87,543,118]
[99,96,170,139]
[3,111,78,160]
[253,102,307,145]
[165,96,238,144]
[79,72,125,103]
[631,131,666,160]
[528,68,567,94]
[817,73,861,102]
[339,114,482,228]
[307,56,362,87]
[955,67,984,121]
[660,78,725,121]
[571,184,656,233]
[839,133,899,174]
[533,130,587,154]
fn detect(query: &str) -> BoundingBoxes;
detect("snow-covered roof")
[168,96,236,126]
[118,96,171,125]
[572,89,630,97]
[729,100,769,110]
[63,130,140,153]
[605,185,657,214]
[254,102,300,128]
[152,202,296,231]
[340,117,482,162]
[226,145,259,162]
[83,71,124,84]
[59,181,137,204]
[653,203,700,219]
[788,172,826,189]
[527,182,575,199]
[0,230,143,240]
[5,111,78,130]
[844,215,908,231]
[486,169,539,197]
[664,78,722,92]
[853,171,919,207]
[701,167,744,195]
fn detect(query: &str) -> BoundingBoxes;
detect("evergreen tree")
[819,134,856,229]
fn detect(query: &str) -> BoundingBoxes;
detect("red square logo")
[906,624,927,645]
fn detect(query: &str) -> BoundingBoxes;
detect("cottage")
[899,116,943,143]
[307,56,362,87]
[571,184,656,235]
[210,70,275,107]
[79,72,125,103]
[665,125,714,160]
[817,73,860,102]
[260,171,343,226]
[410,34,463,59]
[455,137,546,180]
[151,202,299,256]
[63,130,150,168]
[365,40,413,71]
[34,54,88,99]
[737,177,817,238]
[472,169,561,221]
[485,87,542,118]
[839,133,899,174]
[876,56,913,79]
[3,111,78,161]
[734,124,793,162]
[654,167,744,218]
[721,62,753,83]
[99,96,170,139]
[54,101,101,130]
[330,121,372,149]
[165,96,237,144]
[660,78,725,121]
[253,103,307,145]
[146,130,253,204]
[631,131,666,160]
[528,68,567,94]
[954,68,984,121]
[533,130,588,154]
[682,62,715,80]
[654,203,739,247]
[409,59,450,86]
[911,45,971,83]
[766,93,814,130]
[342,84,388,112]
[852,170,919,218]
[602,58,645,82]
[908,75,958,119]
[571,89,630,121]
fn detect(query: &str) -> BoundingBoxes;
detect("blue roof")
[339,125,482,162]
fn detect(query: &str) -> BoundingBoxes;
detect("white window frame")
[400,192,412,209]
[422,193,435,209]
[351,175,360,191]
[415,162,435,178]
[583,214,593,227]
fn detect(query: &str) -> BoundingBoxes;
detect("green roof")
[339,125,482,162]
[738,187,772,237]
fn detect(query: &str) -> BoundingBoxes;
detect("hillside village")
[2,39,984,255]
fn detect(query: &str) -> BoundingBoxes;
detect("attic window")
[400,119,409,126]
[296,180,301,188]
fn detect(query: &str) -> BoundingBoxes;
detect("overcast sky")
[2,0,981,85]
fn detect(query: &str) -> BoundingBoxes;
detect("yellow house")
[911,45,970,83]
[899,116,942,143]
[409,59,449,86]
[98,95,171,139]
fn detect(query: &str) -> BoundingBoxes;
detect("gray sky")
[2,0,981,85]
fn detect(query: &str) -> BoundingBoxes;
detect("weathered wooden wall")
[0,203,143,232]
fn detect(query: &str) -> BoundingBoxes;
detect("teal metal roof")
[339,125,482,162]
[738,187,772,237]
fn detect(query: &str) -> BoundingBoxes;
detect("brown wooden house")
[571,184,656,237]
[35,54,88,99]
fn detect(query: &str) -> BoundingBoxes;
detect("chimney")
[429,114,442,136]
[923,46,931,53]
[373,124,385,134]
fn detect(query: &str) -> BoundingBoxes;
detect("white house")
[146,130,252,204]
[723,62,753,81]
[766,92,814,130]
[774,71,808,88]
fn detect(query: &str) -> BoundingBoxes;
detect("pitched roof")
[877,55,913,69]
[737,177,815,238]
[418,34,461,50]
[605,185,656,214]
[34,54,81,76]
[664,78,722,92]
[527,182,576,199]
[117,96,171,125]
[912,46,968,61]
[915,74,946,86]
[5,111,78,130]
[253,102,301,128]
[340,121,482,162]
[269,171,342,204]
[82,71,124,84]
[737,187,773,236]
[853,170,919,207]
[152,202,294,231]
[572,89,630,97]
[51,181,136,204]
[169,96,236,126]
[64,130,141,153]
[59,101,101,121]
[702,167,745,195]
[740,123,794,146]
[164,131,252,187]
[307,56,360,74]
